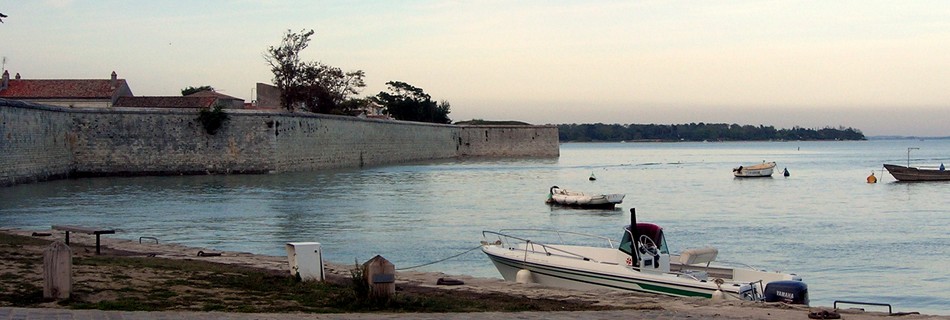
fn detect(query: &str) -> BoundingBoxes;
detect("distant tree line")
[558,123,865,142]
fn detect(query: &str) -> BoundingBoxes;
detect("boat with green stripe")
[480,208,808,304]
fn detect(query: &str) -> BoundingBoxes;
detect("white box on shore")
[285,242,324,281]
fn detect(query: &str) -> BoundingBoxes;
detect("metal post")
[907,147,919,167]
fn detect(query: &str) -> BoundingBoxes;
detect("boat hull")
[733,162,776,177]
[482,246,738,300]
[547,188,625,209]
[548,194,624,208]
[884,164,950,181]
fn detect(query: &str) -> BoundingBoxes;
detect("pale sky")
[2,1,949,136]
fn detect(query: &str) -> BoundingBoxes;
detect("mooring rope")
[395,245,484,271]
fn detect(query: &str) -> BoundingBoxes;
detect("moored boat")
[733,161,776,177]
[883,164,950,181]
[546,186,624,209]
[481,208,808,304]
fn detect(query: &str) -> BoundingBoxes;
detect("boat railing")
[713,260,760,271]
[482,230,610,263]
[496,228,618,248]
[675,257,758,272]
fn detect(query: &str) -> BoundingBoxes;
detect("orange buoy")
[867,172,877,184]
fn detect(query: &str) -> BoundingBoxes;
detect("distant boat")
[732,161,776,178]
[883,164,950,181]
[546,186,624,209]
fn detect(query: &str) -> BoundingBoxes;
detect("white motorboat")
[481,208,808,304]
[546,186,624,209]
[733,161,776,177]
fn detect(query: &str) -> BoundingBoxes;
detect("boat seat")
[679,247,718,266]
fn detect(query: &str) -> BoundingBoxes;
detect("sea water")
[1,139,947,315]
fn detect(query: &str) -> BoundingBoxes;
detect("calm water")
[1,140,948,315]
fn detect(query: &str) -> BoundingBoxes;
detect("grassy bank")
[0,233,616,313]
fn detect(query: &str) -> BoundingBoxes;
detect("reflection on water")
[1,140,948,315]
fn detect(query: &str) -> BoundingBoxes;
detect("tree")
[371,81,451,124]
[264,29,366,113]
[264,29,313,111]
[181,85,214,96]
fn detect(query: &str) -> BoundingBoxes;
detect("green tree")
[371,81,451,124]
[265,29,312,111]
[181,86,214,96]
[264,29,366,114]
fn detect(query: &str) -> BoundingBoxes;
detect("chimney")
[110,71,117,89]
[1,70,8,91]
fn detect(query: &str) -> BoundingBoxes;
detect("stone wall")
[458,125,560,157]
[271,114,460,171]
[1,99,559,187]
[70,108,276,176]
[0,100,75,185]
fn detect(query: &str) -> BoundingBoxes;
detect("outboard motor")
[764,280,809,305]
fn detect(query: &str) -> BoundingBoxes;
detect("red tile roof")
[185,90,241,100]
[113,96,217,109]
[0,79,131,99]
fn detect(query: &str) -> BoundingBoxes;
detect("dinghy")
[545,186,624,209]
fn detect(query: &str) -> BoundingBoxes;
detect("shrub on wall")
[196,103,229,135]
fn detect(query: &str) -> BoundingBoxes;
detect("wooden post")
[363,255,395,301]
[43,241,72,300]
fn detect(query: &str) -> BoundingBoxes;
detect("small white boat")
[481,208,808,304]
[733,161,776,177]
[546,186,624,209]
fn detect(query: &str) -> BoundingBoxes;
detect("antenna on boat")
[630,208,640,263]
[907,147,919,167]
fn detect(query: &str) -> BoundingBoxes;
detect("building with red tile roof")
[0,70,133,108]
[184,90,245,109]
[113,90,245,110]
[113,96,218,109]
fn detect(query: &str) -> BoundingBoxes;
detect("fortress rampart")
[1,99,559,187]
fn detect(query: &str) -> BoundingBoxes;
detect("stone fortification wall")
[0,99,559,187]
[70,108,276,176]
[272,115,459,171]
[458,125,559,157]
[0,100,75,185]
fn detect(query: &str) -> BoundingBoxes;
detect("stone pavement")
[0,307,752,320]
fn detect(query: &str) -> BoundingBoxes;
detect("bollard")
[43,241,72,300]
[363,255,395,301]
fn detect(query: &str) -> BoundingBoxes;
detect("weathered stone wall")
[0,99,559,187]
[458,125,560,157]
[271,114,460,171]
[0,100,75,185]
[70,108,276,176]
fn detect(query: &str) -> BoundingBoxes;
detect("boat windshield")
[619,223,669,256]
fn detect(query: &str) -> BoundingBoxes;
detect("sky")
[1,1,949,136]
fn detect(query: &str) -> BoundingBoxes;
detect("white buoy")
[711,289,725,301]
[515,269,533,284]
